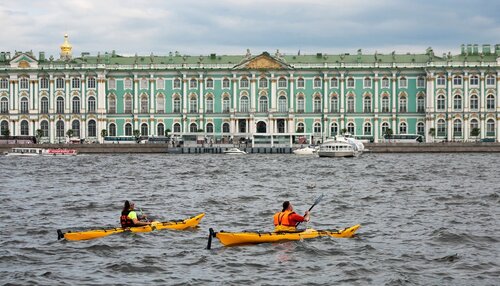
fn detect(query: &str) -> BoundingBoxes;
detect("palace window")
[417,122,425,135]
[189,79,198,89]
[381,77,389,88]
[56,120,65,137]
[222,96,230,113]
[470,95,479,110]
[72,96,80,113]
[240,96,249,112]
[108,95,116,114]
[297,95,304,113]
[125,123,132,136]
[156,94,165,113]
[347,96,354,113]
[206,96,214,113]
[417,95,425,112]
[470,75,479,86]
[297,122,305,133]
[381,122,389,135]
[486,119,495,136]
[364,122,372,135]
[88,120,97,137]
[140,78,148,90]
[399,122,407,134]
[189,123,197,133]
[437,75,446,86]
[363,77,372,88]
[278,95,287,113]
[347,122,355,134]
[453,119,462,137]
[19,78,29,90]
[417,76,425,88]
[124,94,132,113]
[156,78,165,90]
[20,97,28,114]
[278,77,287,88]
[330,96,338,112]
[222,78,230,89]
[486,94,495,110]
[470,119,479,136]
[206,78,214,89]
[347,77,355,88]
[87,77,96,89]
[108,78,116,90]
[240,78,249,89]
[399,96,407,112]
[330,78,338,88]
[72,120,80,137]
[41,97,49,114]
[259,96,268,112]
[1,97,8,114]
[206,123,214,133]
[313,95,321,113]
[20,120,29,135]
[173,78,181,89]
[259,78,268,89]
[71,77,80,89]
[314,122,322,134]
[437,119,446,136]
[189,95,197,113]
[0,78,8,90]
[381,95,390,112]
[141,95,149,113]
[173,96,181,113]
[399,77,407,88]
[56,78,65,89]
[124,78,132,89]
[40,121,49,137]
[109,123,116,137]
[453,75,462,86]
[313,77,322,88]
[486,75,496,86]
[141,123,148,136]
[437,95,446,110]
[330,122,338,136]
[222,123,230,133]
[297,77,305,88]
[363,96,371,113]
[453,94,462,110]
[88,96,96,113]
[40,78,49,89]
[56,97,64,114]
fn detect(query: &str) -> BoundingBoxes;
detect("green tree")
[428,128,435,142]
[341,128,347,135]
[133,129,141,140]
[36,129,43,143]
[165,128,171,137]
[101,129,108,138]
[470,128,480,141]
[66,129,74,138]
[384,128,393,141]
[1,128,10,137]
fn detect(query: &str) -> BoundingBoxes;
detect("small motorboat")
[293,145,318,155]
[224,147,247,155]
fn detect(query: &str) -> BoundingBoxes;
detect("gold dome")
[60,34,72,60]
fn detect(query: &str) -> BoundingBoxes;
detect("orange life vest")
[273,210,296,227]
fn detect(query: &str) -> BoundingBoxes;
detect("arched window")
[56,77,65,89]
[381,95,390,112]
[88,96,96,113]
[157,123,165,136]
[124,94,132,113]
[278,77,287,88]
[313,95,321,113]
[381,77,389,88]
[470,94,479,110]
[157,94,165,113]
[399,77,407,88]
[72,96,80,113]
[173,78,181,89]
[109,123,116,137]
[0,120,9,135]
[189,79,197,89]
[88,120,97,137]
[347,77,354,88]
[19,78,29,90]
[437,119,446,136]
[346,122,354,134]
[417,122,425,135]
[330,95,338,112]
[141,94,148,113]
[470,75,479,86]
[399,122,407,134]
[363,77,371,88]
[141,123,148,136]
[297,77,305,88]
[381,122,390,135]
[124,78,132,89]
[259,96,268,112]
[363,96,371,113]
[278,95,287,113]
[277,119,285,133]
[437,95,446,110]
[173,96,181,113]
[1,97,9,114]
[313,77,322,88]
[417,95,425,112]
[71,77,81,89]
[56,97,64,114]
[453,94,462,110]
[399,95,407,112]
[72,120,80,137]
[486,75,496,86]
[453,119,462,137]
[222,78,230,89]
[437,75,446,86]
[486,94,495,110]
[364,122,372,135]
[108,95,116,114]
[40,78,49,89]
[205,78,213,89]
[486,119,495,136]
[347,96,354,112]
[20,97,29,114]
[259,78,268,89]
[56,120,65,137]
[189,123,197,133]
[297,94,305,113]
[87,77,96,89]
[297,122,305,133]
[20,120,29,135]
[470,119,479,136]
[189,95,197,113]
[314,122,322,133]
[453,75,462,86]
[240,78,249,89]
[256,121,267,133]
[240,95,249,112]
[222,123,230,133]
[173,123,181,133]
[125,123,132,136]
[206,96,214,113]
[222,96,230,113]
[40,120,49,137]
[40,97,48,114]
[330,77,338,88]
[330,122,338,136]
[206,123,214,133]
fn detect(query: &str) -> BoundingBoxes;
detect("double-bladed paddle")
[295,193,324,227]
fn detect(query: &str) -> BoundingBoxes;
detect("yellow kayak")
[58,213,205,241]
[207,224,360,248]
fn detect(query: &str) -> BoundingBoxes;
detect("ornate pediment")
[10,53,38,69]
[234,52,292,70]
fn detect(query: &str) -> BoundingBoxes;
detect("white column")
[340,74,345,112]
[447,73,452,113]
[289,74,295,111]
[150,77,155,113]
[464,117,469,141]
[323,73,328,113]
[80,75,86,113]
[374,117,379,143]
[33,80,39,111]
[182,75,187,113]
[65,76,70,112]
[447,117,453,140]
[250,75,256,111]
[232,75,237,111]
[270,74,277,111]
[97,75,106,113]
[497,73,500,110]
[198,77,204,113]
[374,74,379,112]
[13,80,18,111]
[134,76,139,113]
[392,75,397,113]
[50,119,55,143]
[480,116,485,138]
[464,73,469,112]
[29,79,34,112]
[480,73,485,113]
[426,73,434,112]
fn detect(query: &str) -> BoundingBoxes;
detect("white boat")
[42,148,78,156]
[293,145,319,155]
[4,147,44,156]
[224,147,247,155]
[317,141,357,157]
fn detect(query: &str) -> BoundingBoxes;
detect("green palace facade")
[0,35,499,144]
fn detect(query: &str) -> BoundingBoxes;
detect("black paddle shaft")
[295,194,324,228]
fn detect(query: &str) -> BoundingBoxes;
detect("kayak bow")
[58,213,205,241]
[207,224,360,248]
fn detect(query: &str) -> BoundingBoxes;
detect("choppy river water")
[0,153,499,285]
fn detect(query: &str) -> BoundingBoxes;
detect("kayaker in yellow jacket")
[273,201,310,232]
[120,200,151,228]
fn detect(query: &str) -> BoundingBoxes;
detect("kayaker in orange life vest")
[120,200,151,228]
[273,201,310,232]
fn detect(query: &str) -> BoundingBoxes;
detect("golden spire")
[60,34,73,60]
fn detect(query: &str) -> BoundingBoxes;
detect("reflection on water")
[0,153,499,285]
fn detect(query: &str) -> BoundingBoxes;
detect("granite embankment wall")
[1,143,500,154]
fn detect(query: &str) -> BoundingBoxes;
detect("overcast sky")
[1,0,499,58]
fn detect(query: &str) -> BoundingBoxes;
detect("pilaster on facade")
[80,75,86,113]
[340,75,345,113]
[150,76,155,113]
[447,73,452,113]
[391,76,397,113]
[463,72,469,112]
[270,74,277,111]
[97,74,106,114]
[250,74,256,111]
[480,73,485,113]
[182,74,187,114]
